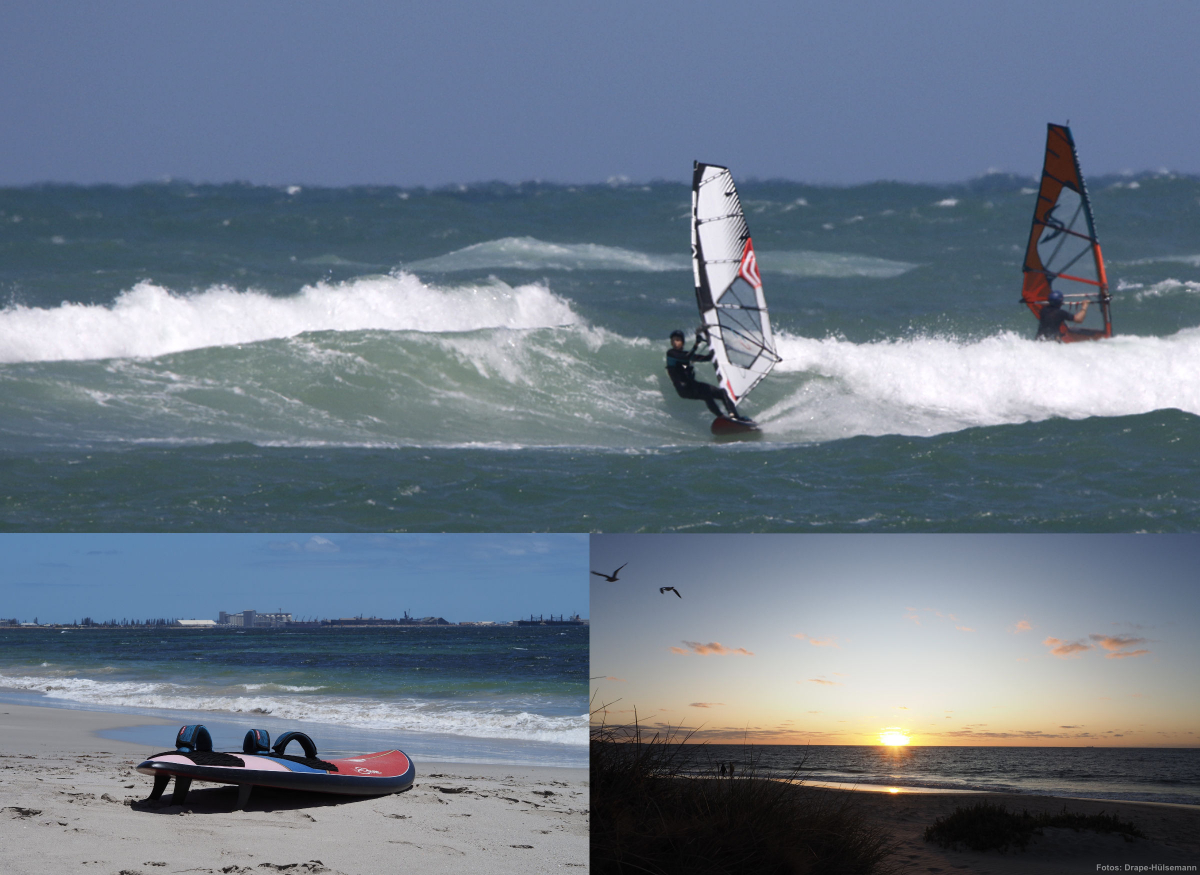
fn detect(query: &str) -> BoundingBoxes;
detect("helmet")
[669,329,686,341]
[1047,289,1064,306]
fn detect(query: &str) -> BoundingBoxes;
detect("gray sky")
[2,1,1197,187]
[0,533,587,624]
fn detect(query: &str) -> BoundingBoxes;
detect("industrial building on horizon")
[2,610,588,628]
[217,610,292,628]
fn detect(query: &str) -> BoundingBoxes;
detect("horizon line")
[1,167,1195,192]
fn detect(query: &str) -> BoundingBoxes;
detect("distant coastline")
[0,612,588,629]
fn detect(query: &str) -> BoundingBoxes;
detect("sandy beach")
[0,703,588,875]
[805,784,1200,874]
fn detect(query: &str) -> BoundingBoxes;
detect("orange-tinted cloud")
[1089,634,1150,659]
[1106,649,1150,660]
[1013,619,1032,634]
[689,702,724,708]
[1091,634,1147,651]
[671,641,754,656]
[806,678,842,686]
[1044,637,1091,658]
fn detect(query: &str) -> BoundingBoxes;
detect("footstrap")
[272,731,318,759]
[175,724,213,752]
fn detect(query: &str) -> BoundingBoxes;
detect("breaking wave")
[760,328,1200,441]
[0,672,585,746]
[0,273,580,364]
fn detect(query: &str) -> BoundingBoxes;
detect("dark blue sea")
[688,743,1200,806]
[2,175,1199,531]
[0,625,587,767]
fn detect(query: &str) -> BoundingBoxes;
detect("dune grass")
[591,711,896,875]
[923,800,1147,853]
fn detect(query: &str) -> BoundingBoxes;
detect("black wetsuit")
[1036,304,1073,341]
[666,343,737,417]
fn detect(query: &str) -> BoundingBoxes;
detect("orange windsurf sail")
[1021,124,1112,341]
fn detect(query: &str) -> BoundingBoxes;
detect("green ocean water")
[2,175,1199,531]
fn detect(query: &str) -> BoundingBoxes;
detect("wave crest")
[0,273,580,363]
[763,329,1200,440]
[0,672,585,746]
[405,236,917,279]
[406,236,686,273]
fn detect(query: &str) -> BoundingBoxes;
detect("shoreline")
[0,623,588,630]
[795,783,1200,874]
[0,687,587,769]
[0,701,587,874]
[794,778,1200,809]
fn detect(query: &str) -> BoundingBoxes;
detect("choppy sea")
[688,743,1200,806]
[0,625,587,767]
[2,175,1199,531]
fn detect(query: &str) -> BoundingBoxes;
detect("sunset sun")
[879,730,911,746]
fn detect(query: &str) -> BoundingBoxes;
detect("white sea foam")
[761,329,1200,440]
[1122,255,1200,268]
[0,273,580,364]
[1127,279,1200,301]
[0,673,585,746]
[239,683,325,693]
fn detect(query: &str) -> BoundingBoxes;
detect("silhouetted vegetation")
[591,708,895,874]
[924,800,1146,853]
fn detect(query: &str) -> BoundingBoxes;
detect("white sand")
[0,703,587,875]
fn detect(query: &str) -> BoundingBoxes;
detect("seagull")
[591,563,627,582]
[660,586,682,599]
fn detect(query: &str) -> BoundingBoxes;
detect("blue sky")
[0,533,587,624]
[2,1,1197,186]
[590,534,1200,746]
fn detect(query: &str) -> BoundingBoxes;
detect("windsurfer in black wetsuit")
[1036,288,1090,341]
[665,329,743,419]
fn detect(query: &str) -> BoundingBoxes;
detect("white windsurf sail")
[691,162,779,405]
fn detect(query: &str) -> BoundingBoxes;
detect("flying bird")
[660,586,682,599]
[591,563,627,582]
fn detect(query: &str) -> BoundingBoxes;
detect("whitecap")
[0,273,581,364]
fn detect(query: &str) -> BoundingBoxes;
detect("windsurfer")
[666,329,742,419]
[1036,288,1090,341]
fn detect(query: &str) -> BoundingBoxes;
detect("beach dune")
[824,785,1200,874]
[0,703,588,875]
